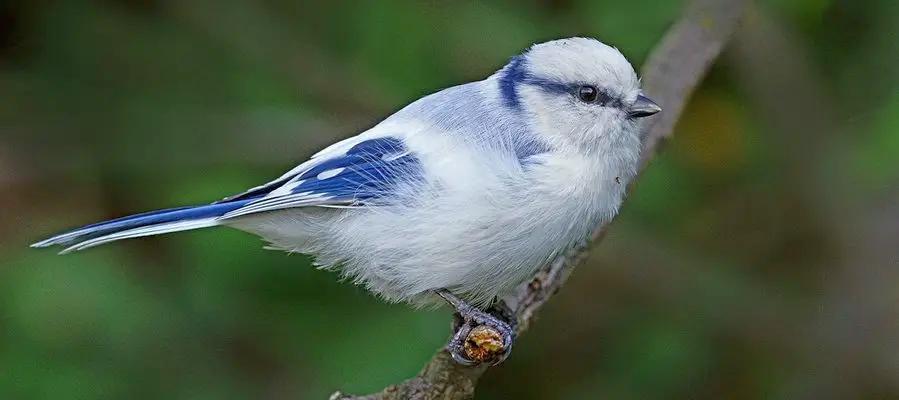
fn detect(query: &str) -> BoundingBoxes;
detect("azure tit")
[34,37,660,365]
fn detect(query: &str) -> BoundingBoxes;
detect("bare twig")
[334,0,747,398]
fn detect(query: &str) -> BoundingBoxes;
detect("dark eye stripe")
[572,85,621,107]
[499,57,625,109]
[527,81,623,107]
[593,89,619,107]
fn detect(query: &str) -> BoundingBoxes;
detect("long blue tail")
[32,200,253,254]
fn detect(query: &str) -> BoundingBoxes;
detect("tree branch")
[334,0,747,398]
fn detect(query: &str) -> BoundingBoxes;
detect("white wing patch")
[217,135,423,220]
[316,167,345,180]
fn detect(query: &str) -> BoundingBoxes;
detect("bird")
[33,37,660,364]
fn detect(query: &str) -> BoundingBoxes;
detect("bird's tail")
[31,200,253,254]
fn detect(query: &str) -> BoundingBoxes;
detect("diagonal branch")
[334,0,747,398]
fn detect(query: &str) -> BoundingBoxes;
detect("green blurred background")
[2,1,898,399]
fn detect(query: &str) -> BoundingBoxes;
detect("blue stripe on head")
[499,56,528,109]
[499,54,575,111]
[528,79,572,96]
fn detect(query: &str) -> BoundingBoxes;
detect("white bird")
[33,37,660,364]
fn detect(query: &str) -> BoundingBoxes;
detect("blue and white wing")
[219,135,423,219]
[32,134,423,253]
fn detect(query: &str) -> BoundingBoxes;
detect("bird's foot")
[435,289,515,366]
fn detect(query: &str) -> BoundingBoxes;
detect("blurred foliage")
[1,1,897,399]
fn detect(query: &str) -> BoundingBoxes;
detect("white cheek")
[519,87,636,155]
[519,88,577,133]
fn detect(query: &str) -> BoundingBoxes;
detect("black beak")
[627,93,661,119]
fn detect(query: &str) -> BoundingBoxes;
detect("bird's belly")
[246,157,629,307]
[324,179,618,306]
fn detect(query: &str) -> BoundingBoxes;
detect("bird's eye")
[577,85,599,103]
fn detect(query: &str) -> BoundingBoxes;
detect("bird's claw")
[436,289,515,366]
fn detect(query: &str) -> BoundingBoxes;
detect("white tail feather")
[59,218,221,254]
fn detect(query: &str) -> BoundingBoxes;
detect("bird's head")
[496,37,660,153]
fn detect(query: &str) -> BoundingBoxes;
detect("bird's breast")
[526,153,631,223]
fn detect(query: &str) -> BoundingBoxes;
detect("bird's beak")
[627,93,661,119]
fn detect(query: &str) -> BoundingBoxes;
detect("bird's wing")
[217,134,422,220]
